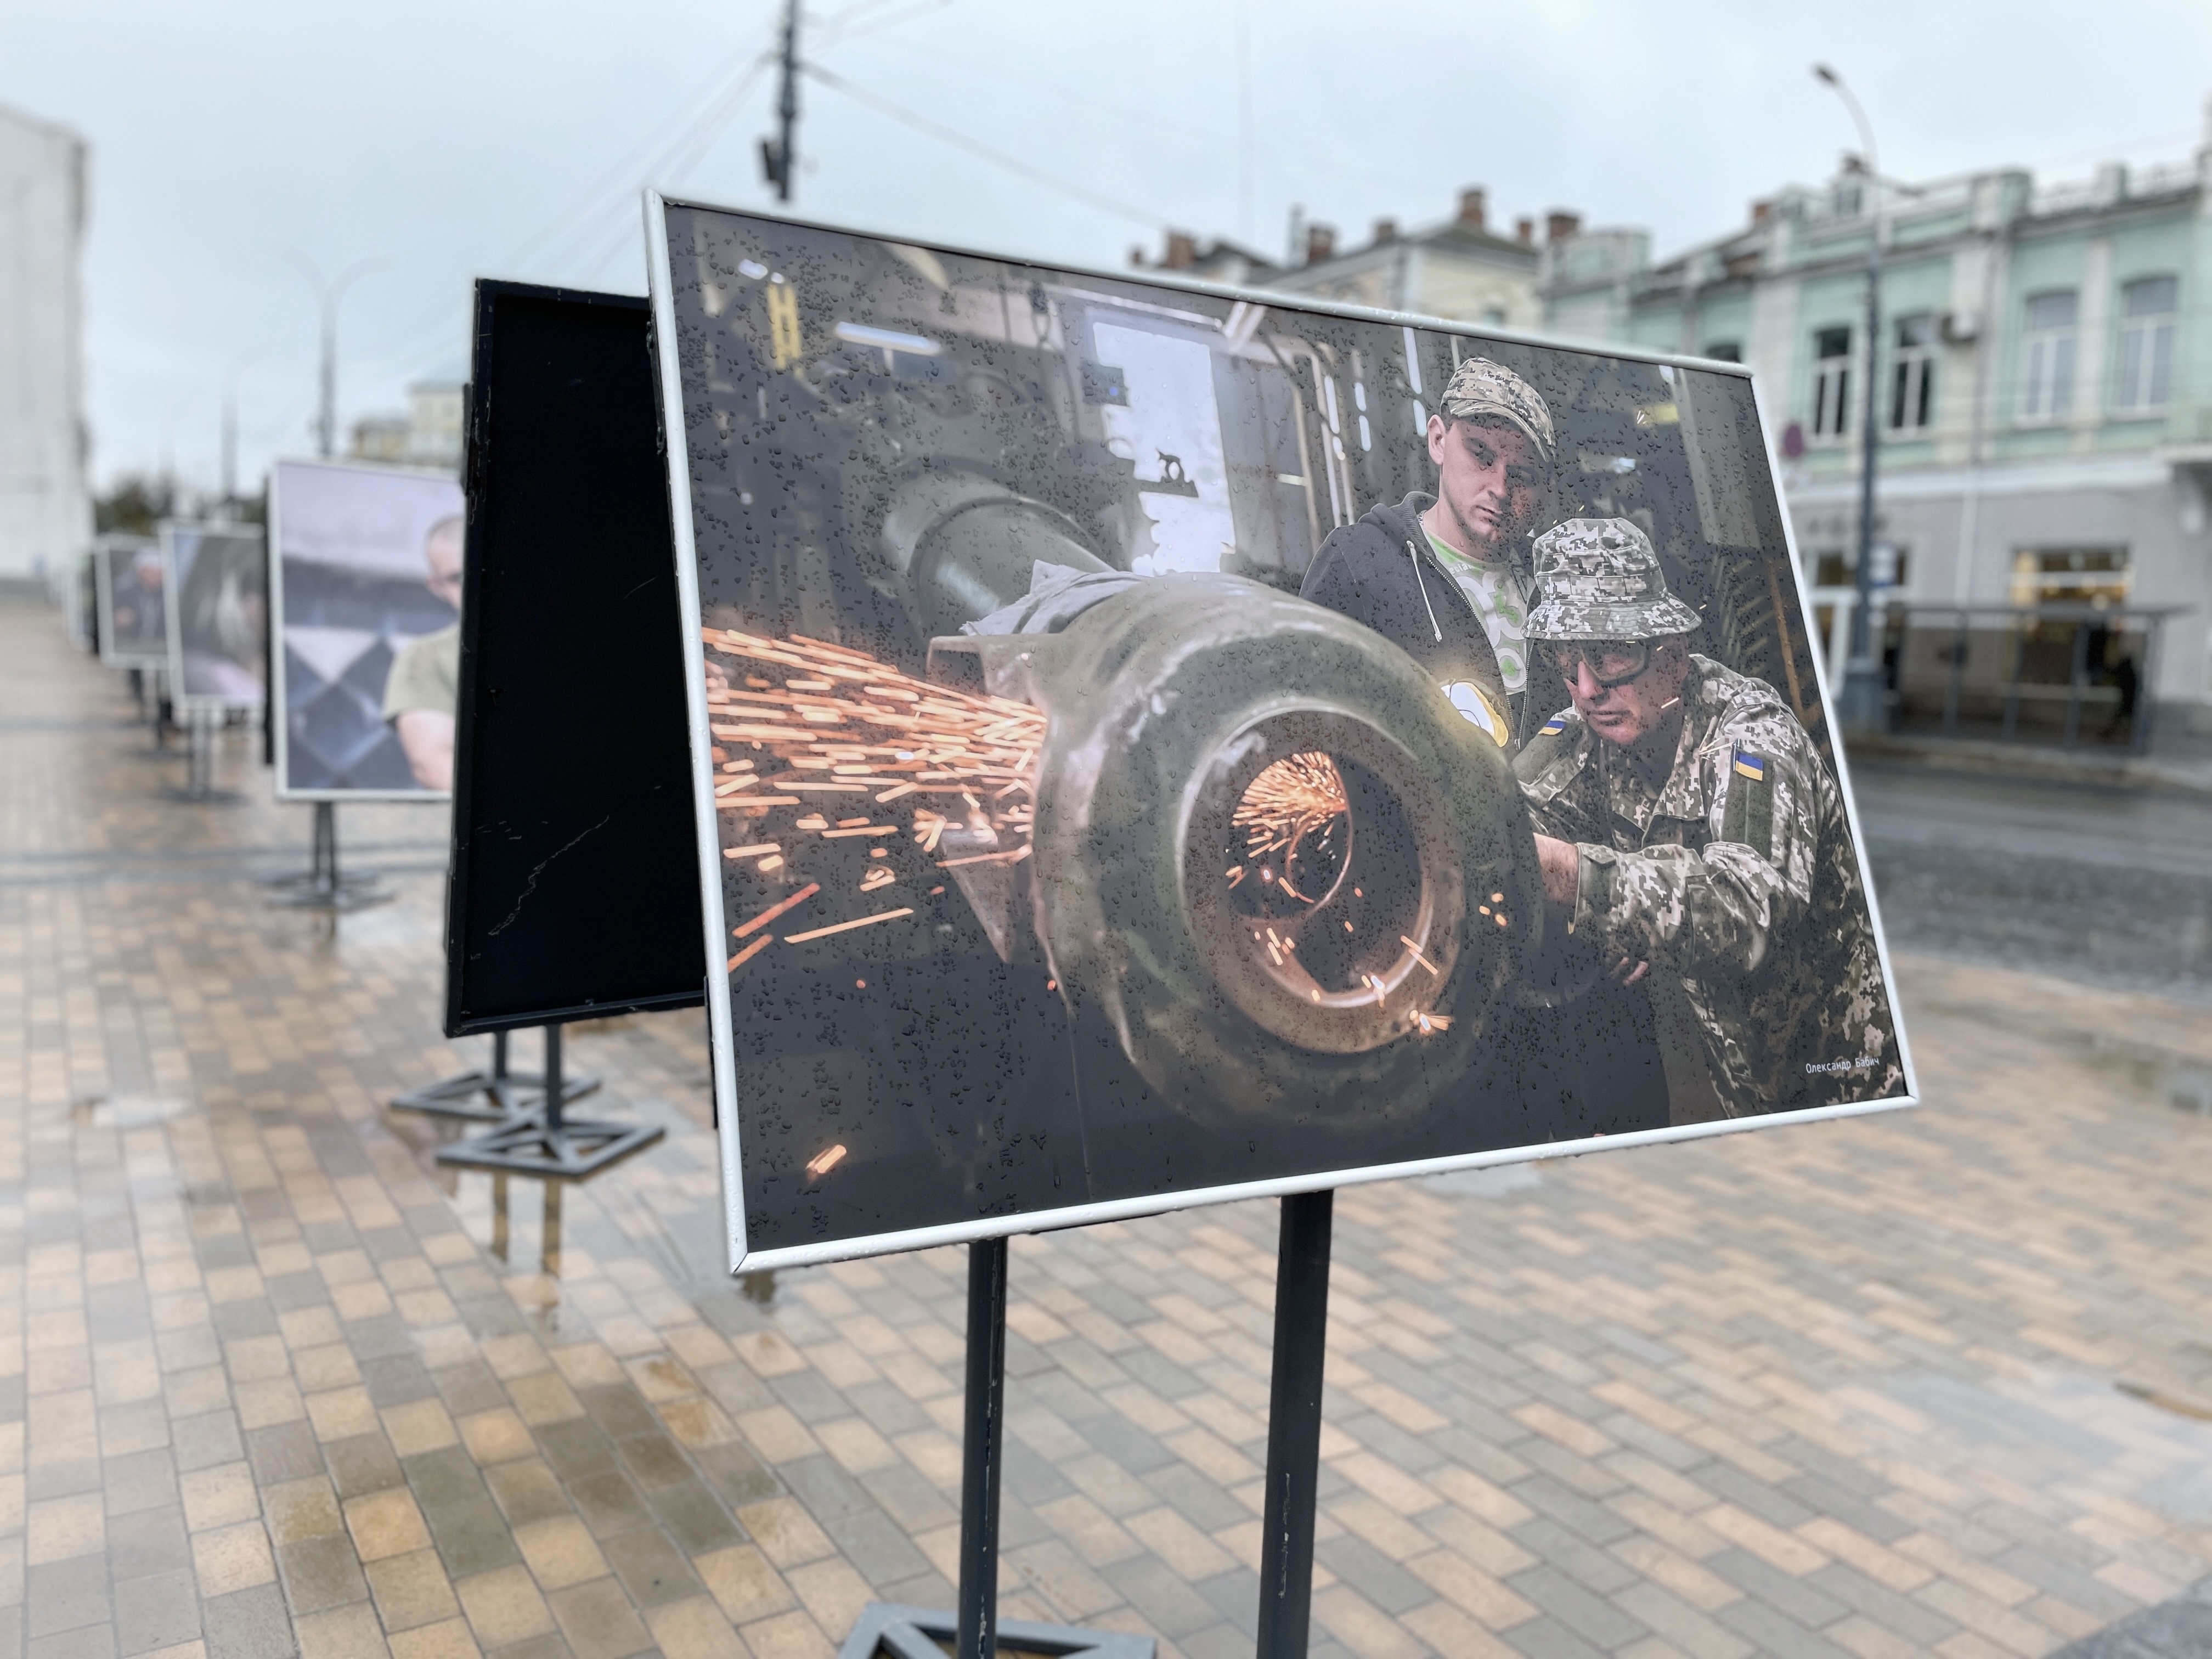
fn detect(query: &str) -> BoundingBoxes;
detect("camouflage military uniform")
[1514,518,1901,1117]
[1515,654,1901,1115]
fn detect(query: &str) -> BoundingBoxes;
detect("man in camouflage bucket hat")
[1301,356,1568,755]
[1511,517,1901,1118]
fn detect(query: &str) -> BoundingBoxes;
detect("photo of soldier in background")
[1515,518,1901,1118]
[382,514,463,791]
[1300,357,1571,754]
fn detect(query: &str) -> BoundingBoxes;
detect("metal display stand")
[434,1022,662,1177]
[393,1027,602,1123]
[163,707,238,803]
[845,1197,1333,1659]
[268,801,392,912]
[1256,1191,1333,1659]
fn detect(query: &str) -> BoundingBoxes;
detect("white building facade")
[0,104,89,584]
[1544,106,2212,736]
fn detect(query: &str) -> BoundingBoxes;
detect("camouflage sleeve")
[1570,720,1821,977]
[1513,726,1606,844]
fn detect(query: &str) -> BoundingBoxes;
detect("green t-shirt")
[1425,531,1529,693]
[383,622,460,720]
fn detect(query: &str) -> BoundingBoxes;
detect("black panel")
[444,282,706,1034]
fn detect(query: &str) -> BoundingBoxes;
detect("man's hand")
[1532,833,1581,908]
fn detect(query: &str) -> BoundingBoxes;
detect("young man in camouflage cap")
[1300,356,1567,754]
[1512,517,1901,1118]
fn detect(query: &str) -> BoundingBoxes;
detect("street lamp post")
[1814,65,1888,733]
[275,251,385,460]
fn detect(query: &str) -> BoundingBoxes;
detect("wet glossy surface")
[5,595,2210,1655]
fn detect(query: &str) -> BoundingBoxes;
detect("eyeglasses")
[1544,640,1650,689]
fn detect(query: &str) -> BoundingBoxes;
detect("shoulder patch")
[1540,712,1568,736]
[1722,752,1774,858]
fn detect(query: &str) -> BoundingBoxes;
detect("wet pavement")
[1853,760,2212,1003]
[6,592,2212,1659]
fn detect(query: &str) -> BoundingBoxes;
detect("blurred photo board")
[646,198,1918,1272]
[443,280,704,1036]
[269,459,465,799]
[161,522,268,712]
[95,533,167,669]
[66,553,95,652]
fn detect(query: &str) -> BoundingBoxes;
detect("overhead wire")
[357,25,782,382]
[801,63,1170,229]
[571,56,777,283]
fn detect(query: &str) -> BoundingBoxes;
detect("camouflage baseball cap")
[1437,357,1555,466]
[1525,517,1703,641]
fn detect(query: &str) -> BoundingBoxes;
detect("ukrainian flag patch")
[1733,749,1766,781]
[1540,714,1568,736]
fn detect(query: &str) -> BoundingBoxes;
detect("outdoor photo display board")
[162,522,268,712]
[95,533,166,669]
[646,198,1918,1271]
[269,459,466,798]
[442,281,705,1036]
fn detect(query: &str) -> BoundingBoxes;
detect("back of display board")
[442,281,706,1035]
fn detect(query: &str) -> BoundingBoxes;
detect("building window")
[1813,546,1908,589]
[1702,340,1742,362]
[1812,325,1852,437]
[1891,312,1936,430]
[2019,290,2077,420]
[2115,275,2177,412]
[2009,547,2129,608]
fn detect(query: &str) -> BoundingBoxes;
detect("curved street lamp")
[274,250,387,460]
[1813,64,1888,733]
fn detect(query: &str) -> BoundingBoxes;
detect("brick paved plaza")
[4,590,2211,1659]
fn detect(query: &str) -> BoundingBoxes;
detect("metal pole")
[2135,619,2160,757]
[221,369,241,512]
[1944,611,1966,736]
[1257,1189,1334,1659]
[2063,621,2089,749]
[275,253,381,463]
[957,1237,1009,1659]
[1816,66,1887,733]
[775,0,800,205]
[2002,613,2024,741]
[544,1024,565,1137]
[318,297,336,459]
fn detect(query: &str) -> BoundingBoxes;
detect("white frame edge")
[645,191,753,1277]
[641,193,1923,1274]
[160,519,268,717]
[93,535,166,671]
[267,455,458,805]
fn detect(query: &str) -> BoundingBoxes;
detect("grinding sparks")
[1231,752,1348,895]
[707,629,1049,983]
[785,907,915,944]
[733,882,821,938]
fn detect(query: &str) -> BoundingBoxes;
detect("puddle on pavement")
[69,1093,191,1129]
[1421,1163,1544,1198]
[2078,1032,2212,1115]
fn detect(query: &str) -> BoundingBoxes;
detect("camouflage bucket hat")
[1525,517,1703,641]
[1437,357,1555,467]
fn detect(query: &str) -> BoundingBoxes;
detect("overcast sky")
[11,0,2211,494]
